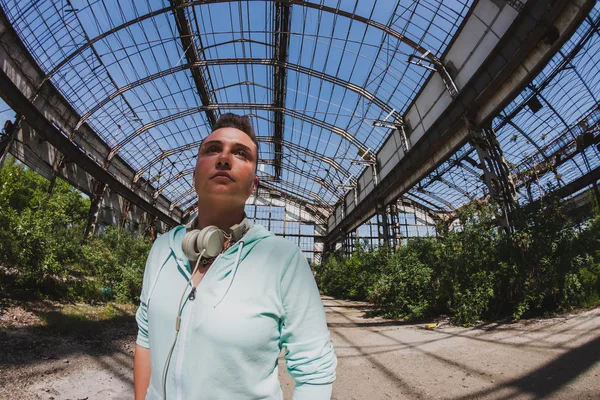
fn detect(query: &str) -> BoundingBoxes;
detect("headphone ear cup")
[182,229,202,261]
[197,226,225,258]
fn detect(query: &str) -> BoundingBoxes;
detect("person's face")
[194,127,258,208]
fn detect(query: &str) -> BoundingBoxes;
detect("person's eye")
[206,146,219,153]
[235,150,248,158]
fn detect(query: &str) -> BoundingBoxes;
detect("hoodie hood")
[168,223,274,269]
[166,223,274,307]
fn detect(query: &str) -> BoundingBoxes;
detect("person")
[133,113,337,400]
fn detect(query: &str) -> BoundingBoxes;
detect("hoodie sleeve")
[135,236,164,348]
[279,248,337,400]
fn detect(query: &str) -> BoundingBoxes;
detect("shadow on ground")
[324,296,600,400]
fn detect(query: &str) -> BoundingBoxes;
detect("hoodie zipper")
[173,253,222,400]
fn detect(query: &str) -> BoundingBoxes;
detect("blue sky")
[0,0,472,209]
[1,0,597,223]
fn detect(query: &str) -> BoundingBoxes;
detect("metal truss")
[106,103,369,162]
[74,59,400,132]
[13,0,599,254]
[273,2,291,179]
[134,136,353,185]
[469,120,517,231]
[36,0,456,92]
[169,0,218,127]
[149,158,341,201]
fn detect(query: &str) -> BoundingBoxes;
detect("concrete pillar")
[120,199,131,231]
[0,119,16,168]
[389,202,401,249]
[84,179,108,238]
[376,202,390,247]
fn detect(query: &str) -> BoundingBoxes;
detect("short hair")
[203,113,260,170]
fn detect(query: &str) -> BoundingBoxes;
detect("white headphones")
[182,216,249,261]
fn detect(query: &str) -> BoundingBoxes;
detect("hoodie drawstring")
[214,241,244,308]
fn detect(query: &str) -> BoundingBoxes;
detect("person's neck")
[195,201,246,232]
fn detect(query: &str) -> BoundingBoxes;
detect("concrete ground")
[1,296,599,399]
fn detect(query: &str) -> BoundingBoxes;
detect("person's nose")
[216,149,232,169]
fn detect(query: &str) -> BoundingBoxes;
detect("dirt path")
[1,297,599,399]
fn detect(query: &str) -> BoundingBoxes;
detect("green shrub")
[82,227,151,303]
[0,156,151,303]
[317,199,600,326]
[369,247,433,320]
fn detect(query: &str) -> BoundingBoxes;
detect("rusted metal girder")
[75,58,400,133]
[38,0,452,96]
[107,103,368,161]
[83,179,108,238]
[273,3,291,179]
[0,119,16,168]
[469,120,517,232]
[133,136,351,184]
[170,0,217,126]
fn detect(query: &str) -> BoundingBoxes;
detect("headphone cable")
[161,249,205,399]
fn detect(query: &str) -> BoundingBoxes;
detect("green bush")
[317,199,600,326]
[369,247,433,320]
[83,227,152,303]
[0,156,152,303]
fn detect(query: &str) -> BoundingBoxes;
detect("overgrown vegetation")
[2,156,599,324]
[0,156,151,303]
[315,196,600,326]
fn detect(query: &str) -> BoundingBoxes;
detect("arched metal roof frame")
[259,178,332,209]
[150,158,342,201]
[133,136,352,188]
[168,167,333,213]
[22,0,459,191]
[1,0,472,220]
[74,58,401,131]
[106,103,369,160]
[36,0,452,92]
[181,183,330,224]
[260,160,335,193]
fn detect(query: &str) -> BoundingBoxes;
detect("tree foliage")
[315,198,600,325]
[0,156,151,303]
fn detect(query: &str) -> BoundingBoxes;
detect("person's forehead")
[203,127,255,147]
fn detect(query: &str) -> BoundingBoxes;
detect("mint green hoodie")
[136,224,336,399]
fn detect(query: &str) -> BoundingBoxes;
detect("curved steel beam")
[134,137,349,183]
[273,3,292,179]
[39,0,445,89]
[75,59,399,130]
[183,184,329,224]
[170,0,217,127]
[258,136,355,184]
[107,103,368,161]
[174,174,335,215]
[259,160,336,194]
[152,158,339,201]
[415,187,455,211]
[171,186,196,208]
[264,179,333,209]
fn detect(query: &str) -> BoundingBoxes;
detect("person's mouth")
[211,172,235,181]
